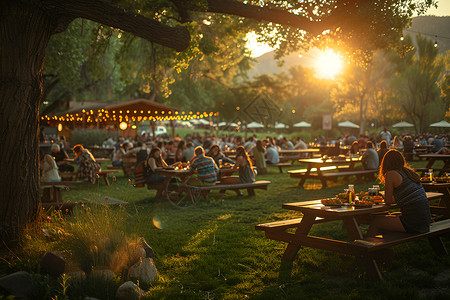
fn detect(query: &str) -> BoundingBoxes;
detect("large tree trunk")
[0,1,53,241]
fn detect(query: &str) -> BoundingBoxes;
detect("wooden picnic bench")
[267,162,292,173]
[291,157,375,188]
[256,192,448,280]
[191,180,271,199]
[97,170,118,186]
[40,181,79,211]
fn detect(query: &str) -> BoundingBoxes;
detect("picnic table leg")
[298,167,310,187]
[317,169,327,189]
[278,166,283,173]
[281,213,316,261]
[425,158,436,169]
[343,216,383,280]
[247,188,255,196]
[103,174,110,186]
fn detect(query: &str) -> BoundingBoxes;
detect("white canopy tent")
[392,121,414,128]
[197,119,210,125]
[246,121,264,129]
[429,120,450,128]
[338,121,360,129]
[293,121,311,128]
[274,122,289,129]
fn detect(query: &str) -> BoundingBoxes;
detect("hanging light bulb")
[434,41,438,47]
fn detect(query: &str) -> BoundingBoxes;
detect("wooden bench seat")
[290,168,377,188]
[278,155,300,163]
[351,219,450,255]
[267,162,292,173]
[40,181,79,212]
[256,217,326,232]
[193,180,271,198]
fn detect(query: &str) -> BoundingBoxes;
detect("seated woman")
[391,136,403,151]
[72,144,101,183]
[40,150,61,182]
[220,146,255,185]
[112,142,130,167]
[347,141,360,157]
[206,144,235,167]
[145,147,179,184]
[367,149,431,235]
[377,140,389,163]
[252,140,267,175]
[175,141,186,162]
[51,143,74,172]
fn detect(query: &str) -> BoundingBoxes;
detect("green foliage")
[70,128,119,147]
[390,34,445,132]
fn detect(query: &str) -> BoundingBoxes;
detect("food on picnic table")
[337,192,347,200]
[321,198,343,205]
[353,200,373,206]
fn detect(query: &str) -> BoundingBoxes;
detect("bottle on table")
[347,185,355,204]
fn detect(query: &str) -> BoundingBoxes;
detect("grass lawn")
[7,158,450,299]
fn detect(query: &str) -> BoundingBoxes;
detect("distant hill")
[248,16,450,78]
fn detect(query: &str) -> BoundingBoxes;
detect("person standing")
[252,140,267,174]
[379,127,392,145]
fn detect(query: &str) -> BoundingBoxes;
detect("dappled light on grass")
[303,182,323,190]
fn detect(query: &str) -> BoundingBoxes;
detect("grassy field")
[5,158,450,299]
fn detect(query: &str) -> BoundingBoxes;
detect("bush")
[70,129,119,147]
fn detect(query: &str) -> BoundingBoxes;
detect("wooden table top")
[297,157,361,164]
[419,154,450,159]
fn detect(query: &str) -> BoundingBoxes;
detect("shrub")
[70,129,119,147]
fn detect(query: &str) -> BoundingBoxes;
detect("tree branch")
[205,0,337,35]
[42,0,190,52]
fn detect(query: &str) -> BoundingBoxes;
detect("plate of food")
[321,198,344,207]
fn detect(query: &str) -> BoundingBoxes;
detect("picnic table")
[419,154,450,176]
[256,192,449,280]
[422,182,450,218]
[40,181,79,211]
[291,156,374,188]
[154,167,270,207]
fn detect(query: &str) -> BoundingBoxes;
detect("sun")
[314,49,343,79]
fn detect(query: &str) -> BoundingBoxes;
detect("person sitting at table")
[361,141,379,170]
[367,149,431,236]
[377,140,389,163]
[112,142,130,167]
[145,147,171,184]
[182,141,195,162]
[252,140,267,175]
[265,142,280,164]
[40,150,61,182]
[175,141,186,162]
[220,146,255,185]
[431,135,445,153]
[72,144,101,183]
[51,143,74,172]
[391,136,403,151]
[347,141,360,157]
[326,141,341,157]
[206,145,235,167]
[187,146,219,186]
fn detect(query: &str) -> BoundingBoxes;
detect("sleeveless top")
[238,164,255,183]
[393,169,427,207]
[394,169,431,233]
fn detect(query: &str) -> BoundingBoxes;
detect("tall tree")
[0,0,435,240]
[331,51,395,133]
[390,34,445,133]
